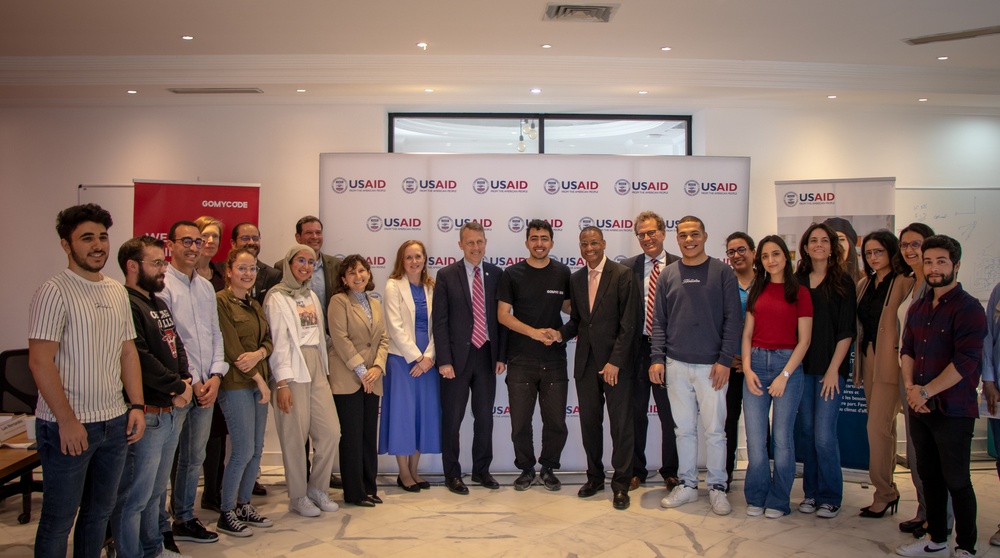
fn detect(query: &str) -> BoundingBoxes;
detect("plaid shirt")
[901,283,987,418]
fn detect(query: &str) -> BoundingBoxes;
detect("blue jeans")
[34,413,129,558]
[111,409,182,558]
[666,358,728,489]
[170,400,213,523]
[798,373,845,506]
[218,387,268,511]
[743,348,804,514]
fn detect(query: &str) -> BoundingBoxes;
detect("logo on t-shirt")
[296,299,319,328]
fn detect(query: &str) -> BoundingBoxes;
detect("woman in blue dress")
[380,240,442,491]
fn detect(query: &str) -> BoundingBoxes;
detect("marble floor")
[5,464,1000,558]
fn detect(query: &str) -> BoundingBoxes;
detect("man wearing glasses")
[158,220,228,545]
[230,222,282,304]
[620,211,680,492]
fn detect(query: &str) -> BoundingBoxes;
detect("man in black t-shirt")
[498,219,571,492]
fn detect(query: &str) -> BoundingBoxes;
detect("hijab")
[267,244,316,301]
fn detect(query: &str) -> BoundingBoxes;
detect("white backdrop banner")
[321,153,750,474]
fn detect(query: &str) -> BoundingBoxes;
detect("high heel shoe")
[859,496,899,518]
[396,475,421,492]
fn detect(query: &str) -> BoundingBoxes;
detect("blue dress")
[379,282,442,455]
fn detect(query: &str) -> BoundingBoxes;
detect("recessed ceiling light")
[296,89,306,93]
[827,95,837,99]
[541,44,552,49]
[660,46,672,51]
[937,56,948,60]
[127,90,137,94]
[638,90,648,95]
[918,98,928,102]
[181,36,194,41]
[530,88,542,94]
[416,42,428,50]
[424,88,434,92]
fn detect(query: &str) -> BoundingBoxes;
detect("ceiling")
[2,0,999,112]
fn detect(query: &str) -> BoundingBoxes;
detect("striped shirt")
[28,269,135,423]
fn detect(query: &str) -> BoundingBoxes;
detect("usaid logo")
[543,178,560,195]
[614,179,631,196]
[427,255,457,267]
[335,178,387,192]
[580,217,633,232]
[367,216,422,232]
[401,177,418,194]
[786,191,836,206]
[473,178,529,194]
[783,192,799,207]
[365,256,387,268]
[508,216,526,233]
[437,216,454,232]
[686,179,739,196]
[331,177,348,194]
[614,254,627,263]
[544,178,599,194]
[473,178,490,195]
[366,216,382,232]
[441,217,492,232]
[579,217,596,230]
[684,180,700,196]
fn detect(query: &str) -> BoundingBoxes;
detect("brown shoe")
[664,476,680,491]
[629,476,641,491]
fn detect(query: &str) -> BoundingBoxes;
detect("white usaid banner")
[774,176,895,473]
[321,153,750,474]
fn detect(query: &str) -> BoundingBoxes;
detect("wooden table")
[0,431,41,524]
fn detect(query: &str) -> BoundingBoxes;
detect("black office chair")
[0,349,36,414]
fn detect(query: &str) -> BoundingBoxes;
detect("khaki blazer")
[327,291,389,396]
[855,273,915,385]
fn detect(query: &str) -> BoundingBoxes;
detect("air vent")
[544,3,619,23]
[903,25,1000,45]
[167,88,264,95]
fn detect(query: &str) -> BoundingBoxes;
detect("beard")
[138,267,166,293]
[926,271,956,288]
[70,247,106,273]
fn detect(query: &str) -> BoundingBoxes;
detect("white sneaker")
[895,539,948,556]
[746,505,764,517]
[765,508,785,519]
[307,488,340,512]
[798,498,817,514]
[816,503,840,518]
[709,488,732,515]
[660,485,699,508]
[156,550,192,558]
[289,496,322,518]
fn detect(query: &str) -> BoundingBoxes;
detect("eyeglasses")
[175,237,204,248]
[864,248,886,258]
[234,265,259,274]
[635,230,661,239]
[292,257,316,267]
[139,259,168,269]
[238,235,261,243]
[899,240,923,250]
[726,246,749,257]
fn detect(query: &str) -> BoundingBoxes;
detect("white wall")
[2,103,999,351]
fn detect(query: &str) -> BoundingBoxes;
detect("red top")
[751,282,813,350]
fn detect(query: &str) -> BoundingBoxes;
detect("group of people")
[26,202,997,558]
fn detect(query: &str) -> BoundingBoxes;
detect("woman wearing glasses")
[724,232,755,488]
[214,247,273,536]
[264,245,341,517]
[855,229,910,519]
[794,223,857,518]
[328,255,389,507]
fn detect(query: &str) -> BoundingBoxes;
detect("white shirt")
[158,264,227,383]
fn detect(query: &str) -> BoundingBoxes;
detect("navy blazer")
[621,251,680,339]
[432,260,508,372]
[560,259,637,379]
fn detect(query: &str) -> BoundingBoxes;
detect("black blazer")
[620,251,680,339]
[560,259,637,379]
[432,260,508,372]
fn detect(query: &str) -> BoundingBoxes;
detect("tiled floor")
[5,464,1000,557]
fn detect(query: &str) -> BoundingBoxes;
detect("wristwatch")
[919,387,930,400]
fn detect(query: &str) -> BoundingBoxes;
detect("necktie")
[588,268,599,312]
[646,259,660,335]
[471,267,487,348]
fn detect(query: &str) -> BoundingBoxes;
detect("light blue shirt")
[982,283,1000,382]
[464,258,490,342]
[643,251,667,335]
[309,254,326,307]
[158,264,227,383]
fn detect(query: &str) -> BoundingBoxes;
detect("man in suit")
[229,222,281,304]
[274,216,342,312]
[556,226,637,510]
[432,222,508,495]
[620,211,681,492]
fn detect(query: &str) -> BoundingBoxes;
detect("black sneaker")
[172,517,219,543]
[217,509,252,538]
[513,469,535,491]
[235,502,273,527]
[540,467,561,491]
[161,531,180,553]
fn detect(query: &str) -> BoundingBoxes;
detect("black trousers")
[910,410,977,553]
[202,402,228,504]
[725,367,745,485]
[577,366,634,493]
[333,389,380,503]
[440,342,496,479]
[506,356,568,471]
[632,335,678,480]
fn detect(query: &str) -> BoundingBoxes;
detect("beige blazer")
[384,277,436,362]
[855,273,915,385]
[327,291,389,396]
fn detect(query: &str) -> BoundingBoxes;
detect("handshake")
[531,327,563,346]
